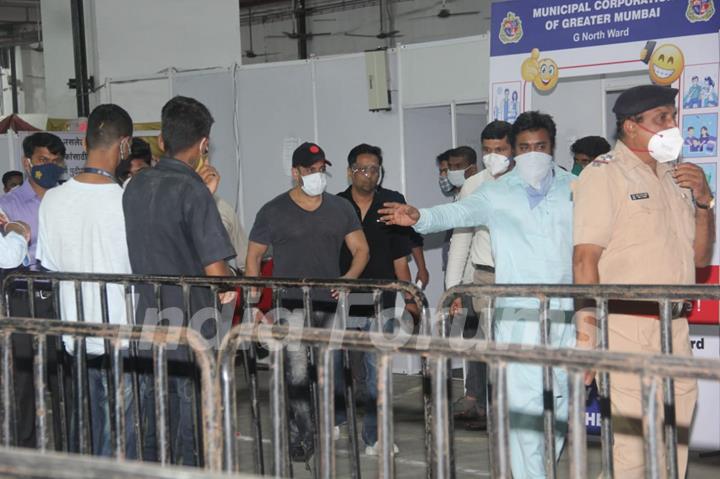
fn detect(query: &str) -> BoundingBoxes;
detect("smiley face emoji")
[647,44,684,86]
[533,57,559,91]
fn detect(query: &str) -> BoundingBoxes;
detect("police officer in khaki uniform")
[573,85,715,478]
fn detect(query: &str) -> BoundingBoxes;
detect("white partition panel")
[106,77,171,123]
[400,36,490,108]
[236,62,315,229]
[314,54,403,195]
[403,106,454,310]
[173,69,239,212]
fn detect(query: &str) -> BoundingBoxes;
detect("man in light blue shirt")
[380,111,575,479]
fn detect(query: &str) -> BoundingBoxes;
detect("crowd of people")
[0,83,713,478]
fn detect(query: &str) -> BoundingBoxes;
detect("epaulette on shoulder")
[590,153,614,167]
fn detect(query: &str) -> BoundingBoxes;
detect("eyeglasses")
[352,165,381,176]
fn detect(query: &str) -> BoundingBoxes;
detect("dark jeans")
[7,288,63,449]
[68,356,139,457]
[137,360,198,466]
[335,305,400,447]
[462,297,487,406]
[334,331,378,446]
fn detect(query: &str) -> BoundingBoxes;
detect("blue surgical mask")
[438,175,454,195]
[30,163,66,189]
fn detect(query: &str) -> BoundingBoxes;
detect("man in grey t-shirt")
[246,142,369,462]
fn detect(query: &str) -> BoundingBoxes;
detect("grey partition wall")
[314,53,402,195]
[236,62,315,229]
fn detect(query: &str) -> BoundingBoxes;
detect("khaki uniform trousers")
[607,314,697,479]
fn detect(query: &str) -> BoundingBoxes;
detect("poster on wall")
[490,0,720,447]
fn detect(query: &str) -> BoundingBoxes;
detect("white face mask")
[447,168,469,188]
[483,153,511,177]
[648,127,684,163]
[300,172,327,196]
[514,151,554,189]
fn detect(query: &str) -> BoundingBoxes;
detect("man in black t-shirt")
[123,96,236,465]
[337,143,417,455]
[246,142,369,462]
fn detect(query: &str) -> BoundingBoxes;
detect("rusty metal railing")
[225,322,720,479]
[1,272,430,478]
[215,277,427,478]
[0,317,222,470]
[0,445,261,479]
[1,271,244,466]
[439,284,720,479]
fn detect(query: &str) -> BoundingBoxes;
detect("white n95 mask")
[483,153,511,177]
[514,151,553,189]
[447,168,468,188]
[301,172,327,196]
[648,127,684,163]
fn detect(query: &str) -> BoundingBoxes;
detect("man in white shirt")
[37,104,137,457]
[446,122,514,429]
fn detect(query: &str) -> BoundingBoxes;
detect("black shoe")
[464,417,487,431]
[290,441,314,463]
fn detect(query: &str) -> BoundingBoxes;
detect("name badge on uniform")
[630,192,650,201]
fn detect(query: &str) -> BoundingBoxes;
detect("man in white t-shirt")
[445,122,514,429]
[37,104,137,457]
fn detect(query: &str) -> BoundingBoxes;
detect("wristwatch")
[695,196,716,210]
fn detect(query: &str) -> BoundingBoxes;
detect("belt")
[473,264,495,274]
[607,300,691,319]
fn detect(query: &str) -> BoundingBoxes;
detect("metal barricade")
[216,277,428,479]
[1,271,237,470]
[0,445,261,479]
[439,283,720,479]
[0,317,222,470]
[225,322,720,479]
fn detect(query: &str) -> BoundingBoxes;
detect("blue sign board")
[491,0,719,56]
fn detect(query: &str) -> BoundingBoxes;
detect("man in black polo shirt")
[245,142,369,462]
[123,96,236,465]
[337,143,417,455]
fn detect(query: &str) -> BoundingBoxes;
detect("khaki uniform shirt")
[573,140,696,284]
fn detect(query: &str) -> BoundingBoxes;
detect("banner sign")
[492,0,718,56]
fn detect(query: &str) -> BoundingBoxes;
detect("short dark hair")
[348,143,383,166]
[570,136,611,159]
[22,132,65,159]
[688,126,695,131]
[449,146,477,165]
[481,120,512,142]
[129,137,152,163]
[509,111,557,150]
[161,96,214,156]
[436,149,452,165]
[2,170,22,188]
[86,104,133,150]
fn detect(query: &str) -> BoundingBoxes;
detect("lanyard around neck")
[81,167,115,180]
